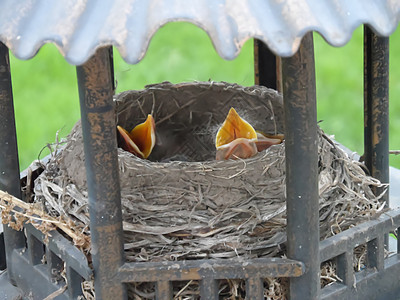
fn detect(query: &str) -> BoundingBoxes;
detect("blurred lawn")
[9,22,400,170]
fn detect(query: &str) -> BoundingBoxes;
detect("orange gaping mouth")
[215,108,258,160]
[215,107,257,148]
[117,114,156,159]
[215,108,284,160]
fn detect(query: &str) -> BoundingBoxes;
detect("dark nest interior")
[18,82,387,299]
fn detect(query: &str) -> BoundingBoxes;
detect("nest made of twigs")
[30,82,386,299]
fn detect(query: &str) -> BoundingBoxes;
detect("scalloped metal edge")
[0,0,399,65]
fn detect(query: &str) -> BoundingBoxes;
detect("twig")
[389,150,400,155]
[43,285,67,300]
[0,190,89,247]
[174,280,194,299]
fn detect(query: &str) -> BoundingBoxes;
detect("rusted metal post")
[282,33,320,299]
[0,42,26,283]
[76,47,127,299]
[363,26,389,253]
[363,25,389,204]
[199,278,219,299]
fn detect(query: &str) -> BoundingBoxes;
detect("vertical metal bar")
[76,46,127,299]
[0,231,6,270]
[367,235,385,271]
[276,56,283,93]
[66,266,83,299]
[335,251,354,287]
[199,278,219,299]
[398,228,400,254]
[0,42,26,282]
[26,233,44,265]
[282,33,320,300]
[155,281,173,300]
[46,248,63,283]
[364,25,389,251]
[254,39,277,90]
[363,26,389,205]
[246,277,264,299]
[108,46,116,93]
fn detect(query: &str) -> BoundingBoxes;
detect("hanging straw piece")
[0,190,90,250]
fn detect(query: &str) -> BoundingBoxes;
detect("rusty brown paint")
[319,208,400,262]
[156,281,173,299]
[363,26,389,201]
[320,254,400,299]
[246,277,264,300]
[76,47,127,299]
[117,258,305,283]
[282,32,320,299]
[199,278,219,299]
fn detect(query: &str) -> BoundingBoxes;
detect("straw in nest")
[27,82,387,299]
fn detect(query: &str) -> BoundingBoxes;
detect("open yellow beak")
[215,108,258,160]
[215,108,257,148]
[117,115,156,159]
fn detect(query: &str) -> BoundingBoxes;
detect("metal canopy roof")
[0,0,399,65]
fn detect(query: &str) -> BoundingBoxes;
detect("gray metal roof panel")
[0,0,399,65]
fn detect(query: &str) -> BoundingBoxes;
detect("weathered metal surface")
[199,278,219,300]
[246,277,264,300]
[320,208,400,298]
[26,232,44,265]
[319,208,400,262]
[9,250,70,300]
[321,254,400,299]
[117,258,305,282]
[398,227,400,254]
[6,224,92,299]
[26,224,92,280]
[66,267,84,299]
[46,248,63,283]
[0,233,5,270]
[76,46,126,299]
[155,280,173,300]
[282,32,320,299]
[367,235,385,271]
[0,42,26,283]
[335,252,354,287]
[363,25,389,204]
[0,0,399,65]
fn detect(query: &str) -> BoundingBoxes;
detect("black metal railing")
[0,24,398,299]
[320,208,400,299]
[0,41,26,284]
[8,224,92,299]
[117,257,304,299]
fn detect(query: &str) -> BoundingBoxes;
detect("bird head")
[215,108,258,160]
[117,114,156,159]
[215,108,284,160]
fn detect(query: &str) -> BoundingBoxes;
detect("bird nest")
[29,82,386,299]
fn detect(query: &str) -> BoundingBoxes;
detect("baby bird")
[215,108,283,160]
[117,115,156,159]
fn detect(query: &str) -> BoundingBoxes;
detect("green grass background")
[9,22,400,170]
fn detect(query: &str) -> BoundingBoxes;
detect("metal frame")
[0,42,25,284]
[281,32,320,299]
[0,24,397,299]
[76,46,127,299]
